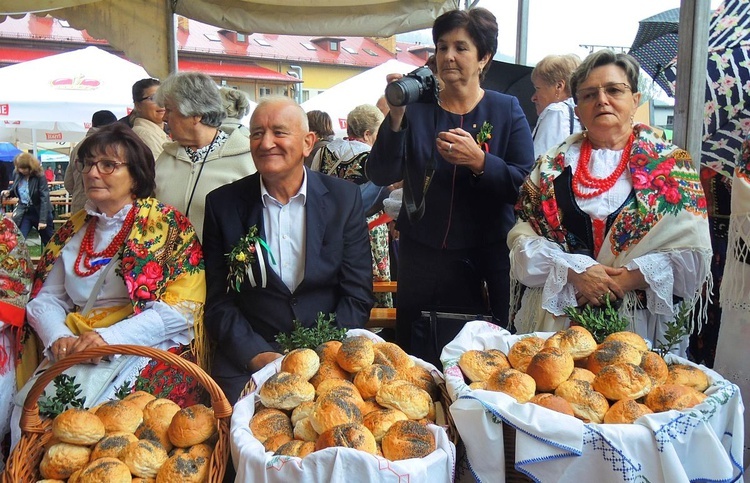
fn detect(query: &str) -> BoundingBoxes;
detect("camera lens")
[385,77,424,107]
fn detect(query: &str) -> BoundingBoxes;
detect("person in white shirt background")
[531,54,583,158]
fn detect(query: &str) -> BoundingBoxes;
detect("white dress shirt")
[261,171,307,292]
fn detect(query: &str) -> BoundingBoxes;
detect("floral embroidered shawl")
[509,124,712,332]
[29,197,207,367]
[0,218,32,374]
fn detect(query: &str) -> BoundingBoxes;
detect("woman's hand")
[50,336,78,362]
[69,331,109,364]
[609,268,647,293]
[0,190,8,199]
[38,222,47,231]
[385,73,406,131]
[247,351,283,373]
[569,264,625,307]
[437,128,485,175]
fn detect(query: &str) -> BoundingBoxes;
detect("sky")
[404,0,723,65]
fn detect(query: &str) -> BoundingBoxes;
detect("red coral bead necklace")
[74,205,137,277]
[573,132,634,199]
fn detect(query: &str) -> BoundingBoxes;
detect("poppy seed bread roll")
[485,368,536,403]
[363,408,409,442]
[156,452,209,483]
[568,367,596,384]
[543,326,597,360]
[95,400,143,434]
[640,351,669,385]
[337,336,375,373]
[526,347,574,392]
[136,417,173,453]
[249,408,293,444]
[587,340,643,375]
[354,364,398,399]
[293,417,319,442]
[39,443,92,480]
[376,382,431,420]
[644,383,708,412]
[52,408,105,445]
[314,423,377,454]
[90,431,139,460]
[281,348,321,381]
[529,393,575,417]
[309,391,363,434]
[554,379,609,423]
[604,331,649,353]
[291,400,315,426]
[603,398,653,424]
[167,404,217,448]
[122,390,157,410]
[76,457,132,483]
[142,398,181,424]
[458,349,510,383]
[309,361,351,388]
[315,340,343,364]
[120,439,169,478]
[507,336,545,372]
[592,363,653,400]
[259,371,315,410]
[665,364,710,392]
[373,342,414,370]
[274,439,316,458]
[381,420,436,461]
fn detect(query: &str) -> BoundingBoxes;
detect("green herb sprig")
[38,374,86,418]
[114,380,132,400]
[654,302,691,356]
[225,225,260,292]
[275,313,347,353]
[563,297,629,343]
[476,121,493,145]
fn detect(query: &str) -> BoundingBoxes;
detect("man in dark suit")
[203,97,374,403]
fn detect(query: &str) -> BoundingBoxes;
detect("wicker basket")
[3,344,233,483]
[502,424,533,483]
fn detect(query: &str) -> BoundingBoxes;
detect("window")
[301,42,316,51]
[259,87,272,97]
[255,38,271,47]
[329,41,339,51]
[302,90,311,102]
[236,33,247,42]
[58,19,70,28]
[666,115,674,125]
[204,33,220,42]
[343,46,357,54]
[363,48,378,57]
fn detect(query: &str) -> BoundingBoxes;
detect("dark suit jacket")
[203,168,374,403]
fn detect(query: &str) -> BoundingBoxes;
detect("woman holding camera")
[367,8,534,362]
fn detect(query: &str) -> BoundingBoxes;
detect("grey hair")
[531,54,582,97]
[252,96,309,131]
[155,72,226,127]
[570,50,640,104]
[220,87,252,119]
[346,104,384,139]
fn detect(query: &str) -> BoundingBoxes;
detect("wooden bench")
[366,281,397,330]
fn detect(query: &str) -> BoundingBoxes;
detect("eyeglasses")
[77,159,128,174]
[139,95,156,103]
[576,83,632,104]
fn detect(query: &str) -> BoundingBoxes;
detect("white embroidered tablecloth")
[231,329,456,483]
[441,321,745,483]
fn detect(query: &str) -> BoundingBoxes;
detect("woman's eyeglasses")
[77,159,128,174]
[576,83,632,104]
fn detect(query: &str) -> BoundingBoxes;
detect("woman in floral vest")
[509,50,712,356]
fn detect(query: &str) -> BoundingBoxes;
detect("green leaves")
[563,297,629,344]
[38,374,86,418]
[275,313,347,353]
[654,302,691,356]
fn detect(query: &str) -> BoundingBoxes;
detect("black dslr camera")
[384,66,439,107]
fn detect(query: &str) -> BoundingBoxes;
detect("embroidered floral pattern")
[226,224,274,292]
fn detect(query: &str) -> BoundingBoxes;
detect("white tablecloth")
[231,329,456,483]
[441,321,745,483]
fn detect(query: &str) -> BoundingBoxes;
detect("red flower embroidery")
[541,197,560,228]
[632,168,651,189]
[141,261,164,282]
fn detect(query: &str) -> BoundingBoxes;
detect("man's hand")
[569,264,625,307]
[248,352,283,373]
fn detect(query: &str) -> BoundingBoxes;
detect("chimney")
[177,16,190,33]
[369,36,396,54]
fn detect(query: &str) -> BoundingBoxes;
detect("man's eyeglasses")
[77,159,128,174]
[139,95,156,103]
[576,83,632,104]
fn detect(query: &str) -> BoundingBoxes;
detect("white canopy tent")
[0,46,150,146]
[300,59,418,137]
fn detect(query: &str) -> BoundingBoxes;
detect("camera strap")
[402,109,438,224]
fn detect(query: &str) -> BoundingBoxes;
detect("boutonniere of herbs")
[476,121,493,152]
[225,225,275,291]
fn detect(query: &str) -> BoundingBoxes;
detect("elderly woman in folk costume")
[714,134,750,471]
[13,123,206,426]
[0,218,32,468]
[508,50,712,355]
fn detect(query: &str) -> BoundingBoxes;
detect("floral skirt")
[368,212,392,308]
[129,344,206,407]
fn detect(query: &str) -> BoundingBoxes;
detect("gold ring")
[448,143,453,153]
[62,347,67,352]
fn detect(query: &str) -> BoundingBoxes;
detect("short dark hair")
[570,50,640,104]
[307,110,334,137]
[132,78,160,103]
[432,8,498,80]
[76,123,156,198]
[91,110,117,128]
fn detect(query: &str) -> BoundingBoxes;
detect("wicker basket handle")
[19,344,233,433]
